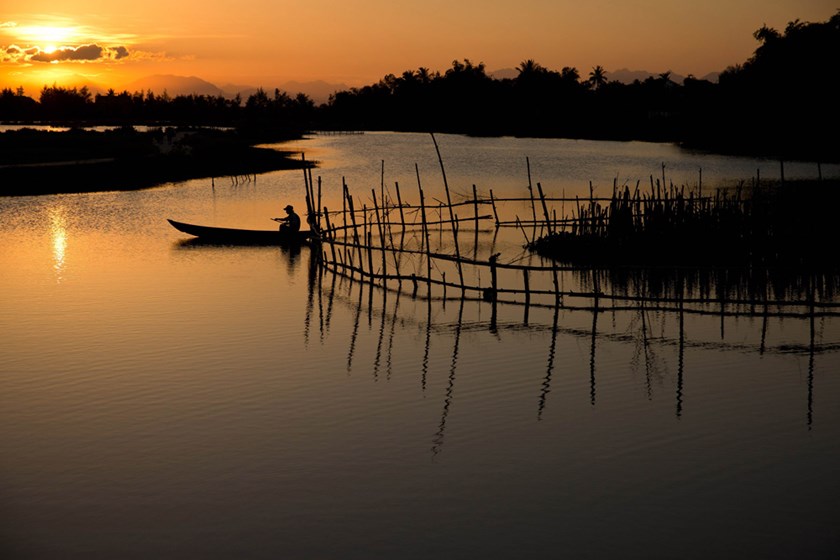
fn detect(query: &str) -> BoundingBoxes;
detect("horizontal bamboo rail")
[309,179,840,318]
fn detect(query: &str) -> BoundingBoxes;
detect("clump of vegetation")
[0,126,156,165]
[528,179,840,269]
[0,126,312,196]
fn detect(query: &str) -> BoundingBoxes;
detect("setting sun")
[17,24,80,45]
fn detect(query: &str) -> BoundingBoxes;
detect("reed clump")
[528,178,840,269]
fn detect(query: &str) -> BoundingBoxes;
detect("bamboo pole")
[430,132,465,292]
[485,253,500,303]
[526,156,537,225]
[523,268,531,322]
[342,178,348,237]
[489,189,499,226]
[537,182,553,235]
[323,206,338,264]
[366,228,374,280]
[395,181,405,225]
[372,190,388,291]
[346,192,364,277]
[473,184,480,260]
[417,163,433,294]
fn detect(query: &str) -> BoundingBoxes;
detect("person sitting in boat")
[274,204,301,234]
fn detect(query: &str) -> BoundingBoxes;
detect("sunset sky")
[1,1,837,96]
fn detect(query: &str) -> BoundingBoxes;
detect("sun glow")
[17,25,80,46]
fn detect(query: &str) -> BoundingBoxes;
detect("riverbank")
[0,127,313,196]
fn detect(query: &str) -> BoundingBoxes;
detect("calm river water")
[1,132,839,559]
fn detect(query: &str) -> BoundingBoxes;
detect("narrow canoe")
[168,218,313,245]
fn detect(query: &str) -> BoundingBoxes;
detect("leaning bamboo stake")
[380,160,385,206]
[323,206,338,264]
[526,156,537,225]
[372,190,388,290]
[537,182,553,235]
[489,189,499,226]
[366,227,374,280]
[473,184,480,260]
[386,209,402,290]
[395,181,405,225]
[300,152,309,201]
[316,176,322,232]
[346,192,364,276]
[472,184,480,230]
[523,268,531,316]
[430,132,465,293]
[487,253,500,303]
[416,163,433,294]
[342,178,348,236]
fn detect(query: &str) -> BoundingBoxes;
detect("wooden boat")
[167,219,314,245]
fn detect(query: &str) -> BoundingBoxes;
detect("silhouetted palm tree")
[588,65,607,90]
[415,67,433,85]
[516,59,545,77]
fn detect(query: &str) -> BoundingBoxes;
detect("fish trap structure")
[299,139,840,330]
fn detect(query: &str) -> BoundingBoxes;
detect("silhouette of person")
[275,204,301,234]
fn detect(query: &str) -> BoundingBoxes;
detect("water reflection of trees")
[306,249,840,450]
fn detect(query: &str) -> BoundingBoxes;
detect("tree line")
[1,11,837,161]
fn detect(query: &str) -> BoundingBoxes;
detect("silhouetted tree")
[39,85,93,121]
[0,87,38,120]
[588,66,607,90]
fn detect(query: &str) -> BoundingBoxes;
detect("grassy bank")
[0,127,312,196]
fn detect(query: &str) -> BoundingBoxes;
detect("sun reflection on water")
[50,207,67,282]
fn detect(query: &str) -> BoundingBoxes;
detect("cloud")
[3,43,131,63]
[31,44,103,62]
[0,22,17,29]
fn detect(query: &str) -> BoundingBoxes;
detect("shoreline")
[0,149,312,196]
[0,127,313,196]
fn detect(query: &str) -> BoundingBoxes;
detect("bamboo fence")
[298,156,840,328]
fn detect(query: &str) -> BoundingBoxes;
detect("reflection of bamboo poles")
[676,275,685,418]
[808,275,816,429]
[590,284,598,407]
[432,298,464,457]
[538,304,560,420]
[314,264,835,438]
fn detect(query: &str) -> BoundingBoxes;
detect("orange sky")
[1,1,837,96]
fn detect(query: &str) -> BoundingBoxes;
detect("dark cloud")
[2,43,131,64]
[31,44,103,62]
[73,44,105,60]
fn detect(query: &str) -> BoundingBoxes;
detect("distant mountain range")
[121,75,349,103]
